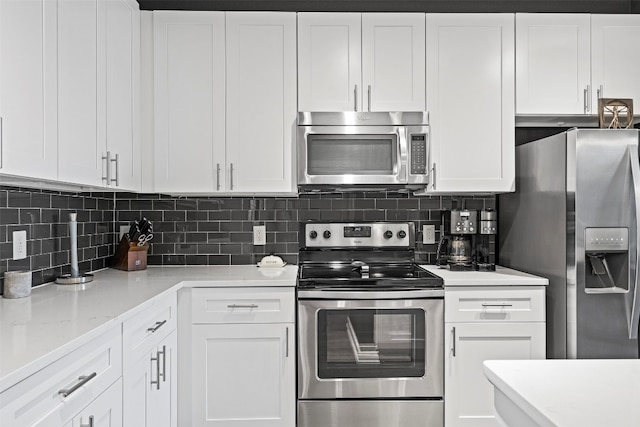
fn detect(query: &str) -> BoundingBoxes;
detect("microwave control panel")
[410,134,427,175]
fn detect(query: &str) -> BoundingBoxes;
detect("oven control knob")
[323,230,331,239]
[309,230,318,239]
[384,230,393,239]
[397,230,407,239]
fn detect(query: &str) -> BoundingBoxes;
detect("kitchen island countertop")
[484,359,640,427]
[0,265,297,393]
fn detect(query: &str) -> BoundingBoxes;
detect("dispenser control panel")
[585,227,628,252]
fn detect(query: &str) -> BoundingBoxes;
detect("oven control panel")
[304,222,413,248]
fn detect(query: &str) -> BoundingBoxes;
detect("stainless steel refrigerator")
[499,128,640,359]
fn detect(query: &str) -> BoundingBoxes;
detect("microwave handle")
[430,163,436,190]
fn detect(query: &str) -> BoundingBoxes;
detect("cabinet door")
[226,12,297,193]
[444,322,545,427]
[297,13,361,112]
[57,0,104,187]
[105,0,140,191]
[362,13,425,112]
[153,11,226,193]
[148,331,178,427]
[72,378,123,427]
[191,323,295,427]
[0,0,57,180]
[515,13,591,114]
[426,14,515,193]
[591,15,640,111]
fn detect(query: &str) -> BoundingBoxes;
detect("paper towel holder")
[56,212,94,285]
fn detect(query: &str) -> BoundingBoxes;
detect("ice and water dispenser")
[585,228,629,293]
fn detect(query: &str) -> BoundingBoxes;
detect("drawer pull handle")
[227,304,259,309]
[481,303,513,308]
[147,319,167,333]
[58,372,97,397]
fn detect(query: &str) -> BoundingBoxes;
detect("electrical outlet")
[253,225,266,246]
[120,225,130,239]
[13,230,27,260]
[423,225,436,244]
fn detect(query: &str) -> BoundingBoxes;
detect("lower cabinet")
[69,379,123,427]
[444,286,546,427]
[182,287,296,427]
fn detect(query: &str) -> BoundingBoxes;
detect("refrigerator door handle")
[627,144,640,339]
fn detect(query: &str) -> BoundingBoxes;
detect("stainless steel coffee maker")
[436,209,496,271]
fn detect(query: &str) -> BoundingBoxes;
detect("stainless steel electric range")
[297,221,444,427]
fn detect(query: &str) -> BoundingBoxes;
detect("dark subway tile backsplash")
[1,184,495,294]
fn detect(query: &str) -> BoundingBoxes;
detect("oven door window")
[317,308,425,379]
[307,134,397,175]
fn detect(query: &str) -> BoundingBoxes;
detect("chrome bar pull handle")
[227,304,259,309]
[481,303,513,308]
[598,85,604,99]
[58,372,97,397]
[151,351,161,390]
[159,345,167,382]
[451,327,456,357]
[101,151,111,184]
[354,85,358,111]
[584,87,589,113]
[147,319,167,333]
[285,327,289,358]
[216,163,221,191]
[80,415,95,427]
[431,163,436,190]
[110,153,119,186]
[367,85,372,112]
[230,163,234,190]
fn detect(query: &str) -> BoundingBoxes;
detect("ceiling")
[137,0,640,13]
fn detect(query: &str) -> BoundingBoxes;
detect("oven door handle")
[297,289,444,299]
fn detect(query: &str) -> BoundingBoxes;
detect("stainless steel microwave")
[297,112,430,186]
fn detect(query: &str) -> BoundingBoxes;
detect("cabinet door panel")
[226,12,296,193]
[445,322,545,427]
[591,15,640,110]
[153,11,225,193]
[362,13,425,112]
[72,378,123,427]
[148,331,177,427]
[191,323,294,427]
[427,14,514,193]
[0,0,57,180]
[105,0,140,191]
[515,13,591,114]
[57,0,103,186]
[297,13,361,112]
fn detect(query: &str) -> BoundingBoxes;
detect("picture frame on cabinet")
[598,98,634,129]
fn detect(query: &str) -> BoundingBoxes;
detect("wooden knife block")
[111,235,149,271]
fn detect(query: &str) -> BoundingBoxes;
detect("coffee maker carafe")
[436,209,497,271]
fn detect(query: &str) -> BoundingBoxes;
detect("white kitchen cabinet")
[298,12,425,112]
[58,0,140,190]
[225,12,297,193]
[0,0,57,180]
[591,15,640,109]
[71,378,123,427]
[444,286,546,427]
[184,287,295,427]
[515,14,591,115]
[516,14,640,117]
[123,293,178,427]
[153,11,226,193]
[426,14,515,193]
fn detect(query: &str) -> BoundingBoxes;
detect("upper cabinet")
[153,11,296,194]
[516,13,640,116]
[0,0,140,191]
[0,0,58,181]
[425,14,515,193]
[298,13,426,112]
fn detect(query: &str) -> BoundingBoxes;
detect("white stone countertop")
[0,265,297,393]
[484,359,640,427]
[421,265,549,286]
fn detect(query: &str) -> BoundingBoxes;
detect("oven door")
[297,296,443,399]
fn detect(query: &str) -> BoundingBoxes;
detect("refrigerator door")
[626,143,640,339]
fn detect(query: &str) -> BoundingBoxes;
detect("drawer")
[191,287,295,324]
[0,326,122,427]
[445,286,545,323]
[122,291,177,367]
